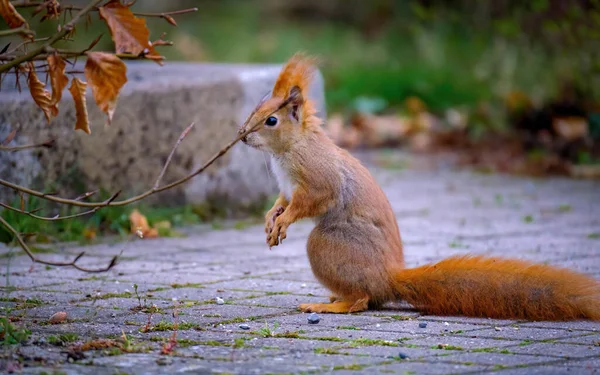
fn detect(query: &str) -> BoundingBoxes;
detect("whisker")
[262,151,272,186]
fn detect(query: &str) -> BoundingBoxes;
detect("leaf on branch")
[84,52,127,124]
[47,54,69,106]
[0,0,28,29]
[35,0,60,21]
[68,78,91,134]
[27,63,58,123]
[98,0,164,64]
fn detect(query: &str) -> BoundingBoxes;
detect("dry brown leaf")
[1,129,17,145]
[68,78,91,134]
[47,54,69,106]
[82,227,96,240]
[84,52,127,124]
[78,339,122,351]
[38,0,60,21]
[98,0,163,63]
[27,63,58,123]
[129,209,159,239]
[0,0,28,28]
[49,311,67,324]
[552,117,588,142]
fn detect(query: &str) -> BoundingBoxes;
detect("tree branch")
[0,0,105,74]
[153,122,195,190]
[0,138,54,151]
[0,215,119,272]
[0,191,120,221]
[0,26,34,38]
[11,0,198,21]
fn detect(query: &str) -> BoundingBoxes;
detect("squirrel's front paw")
[267,216,289,248]
[265,205,285,234]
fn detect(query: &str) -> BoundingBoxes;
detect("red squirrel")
[238,53,600,321]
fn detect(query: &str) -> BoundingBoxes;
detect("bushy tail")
[393,255,600,321]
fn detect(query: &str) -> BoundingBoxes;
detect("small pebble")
[418,322,427,328]
[215,297,225,305]
[398,352,410,360]
[300,283,307,288]
[239,324,250,330]
[494,326,501,331]
[307,313,320,324]
[49,311,67,324]
[111,313,117,318]
[156,357,173,366]
[443,322,449,326]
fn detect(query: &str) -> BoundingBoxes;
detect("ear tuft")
[287,86,303,121]
[272,53,318,100]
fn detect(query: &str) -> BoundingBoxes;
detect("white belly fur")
[270,156,295,201]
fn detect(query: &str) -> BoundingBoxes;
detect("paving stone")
[458,326,587,341]
[440,351,561,367]
[2,152,599,374]
[505,342,600,358]
[373,360,489,374]
[364,319,493,335]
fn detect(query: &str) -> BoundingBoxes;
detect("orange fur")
[394,256,600,320]
[239,53,600,320]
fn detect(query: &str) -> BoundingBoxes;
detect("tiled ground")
[1,152,599,374]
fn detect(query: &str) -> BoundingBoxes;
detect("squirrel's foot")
[267,215,289,247]
[329,295,340,303]
[265,205,285,234]
[299,297,369,314]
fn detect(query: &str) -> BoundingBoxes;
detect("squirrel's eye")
[265,116,278,126]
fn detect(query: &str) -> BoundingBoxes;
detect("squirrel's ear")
[287,85,304,122]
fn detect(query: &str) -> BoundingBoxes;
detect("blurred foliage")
[7,0,598,117]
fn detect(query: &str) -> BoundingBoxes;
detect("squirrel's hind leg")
[299,296,369,314]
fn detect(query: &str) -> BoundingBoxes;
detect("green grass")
[47,333,79,345]
[1,317,31,345]
[0,194,204,245]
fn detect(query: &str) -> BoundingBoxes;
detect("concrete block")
[0,61,326,210]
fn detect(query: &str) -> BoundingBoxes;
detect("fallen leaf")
[82,227,96,240]
[27,63,58,122]
[68,78,91,134]
[129,209,159,239]
[84,52,127,124]
[352,113,409,148]
[99,0,163,63]
[77,339,122,351]
[47,54,69,106]
[552,117,588,141]
[49,311,67,324]
[0,0,28,28]
[1,129,17,145]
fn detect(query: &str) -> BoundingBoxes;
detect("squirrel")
[238,53,600,321]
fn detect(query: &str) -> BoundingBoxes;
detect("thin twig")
[0,138,54,151]
[0,26,35,38]
[12,1,198,19]
[0,191,120,221]
[0,0,105,74]
[0,105,284,208]
[153,122,195,190]
[0,215,119,272]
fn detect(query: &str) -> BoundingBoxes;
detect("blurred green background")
[8,0,600,132]
[2,0,600,244]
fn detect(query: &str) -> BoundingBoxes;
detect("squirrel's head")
[239,53,319,154]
